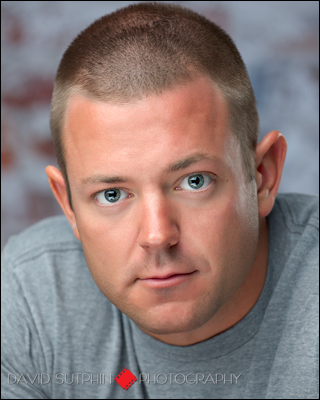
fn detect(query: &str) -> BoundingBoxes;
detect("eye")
[180,173,213,190]
[95,188,129,206]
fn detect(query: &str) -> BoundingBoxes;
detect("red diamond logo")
[114,368,137,391]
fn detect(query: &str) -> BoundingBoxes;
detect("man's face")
[64,76,259,335]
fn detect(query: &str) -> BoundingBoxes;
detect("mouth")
[139,271,197,289]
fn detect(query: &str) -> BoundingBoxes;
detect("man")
[1,2,318,399]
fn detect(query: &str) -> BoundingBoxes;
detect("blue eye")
[180,174,212,190]
[96,188,128,206]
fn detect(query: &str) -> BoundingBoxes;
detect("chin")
[137,321,198,335]
[130,301,216,336]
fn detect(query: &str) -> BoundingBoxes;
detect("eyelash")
[176,171,215,192]
[93,172,215,206]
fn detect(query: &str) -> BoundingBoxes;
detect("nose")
[137,194,179,251]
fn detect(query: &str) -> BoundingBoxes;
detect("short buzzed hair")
[50,1,259,208]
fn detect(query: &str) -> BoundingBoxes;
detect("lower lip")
[140,271,197,289]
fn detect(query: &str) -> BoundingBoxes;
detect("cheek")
[76,209,131,253]
[187,195,239,245]
[188,193,258,273]
[75,214,132,292]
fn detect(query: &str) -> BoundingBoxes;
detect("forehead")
[63,76,240,185]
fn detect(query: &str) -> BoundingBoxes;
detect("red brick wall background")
[1,1,319,249]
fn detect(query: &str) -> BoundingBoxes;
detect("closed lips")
[143,271,196,279]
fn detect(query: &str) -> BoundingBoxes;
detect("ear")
[45,165,81,241]
[255,130,287,218]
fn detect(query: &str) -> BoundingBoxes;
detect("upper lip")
[141,271,195,280]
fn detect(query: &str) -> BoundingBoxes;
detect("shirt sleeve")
[1,244,50,399]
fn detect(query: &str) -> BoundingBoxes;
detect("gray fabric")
[1,193,319,399]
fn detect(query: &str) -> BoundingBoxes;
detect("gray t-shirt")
[1,193,319,399]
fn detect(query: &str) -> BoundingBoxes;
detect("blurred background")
[1,1,319,249]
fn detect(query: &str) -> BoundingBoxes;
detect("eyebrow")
[80,153,221,186]
[166,153,221,173]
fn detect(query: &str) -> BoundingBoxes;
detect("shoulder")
[1,216,119,345]
[1,216,106,327]
[1,215,97,319]
[269,193,319,275]
[2,215,81,268]
[261,194,319,398]
[270,193,318,289]
[1,216,101,305]
[1,217,123,399]
[266,193,318,329]
[274,192,319,233]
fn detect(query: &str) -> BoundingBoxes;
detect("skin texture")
[46,75,287,346]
